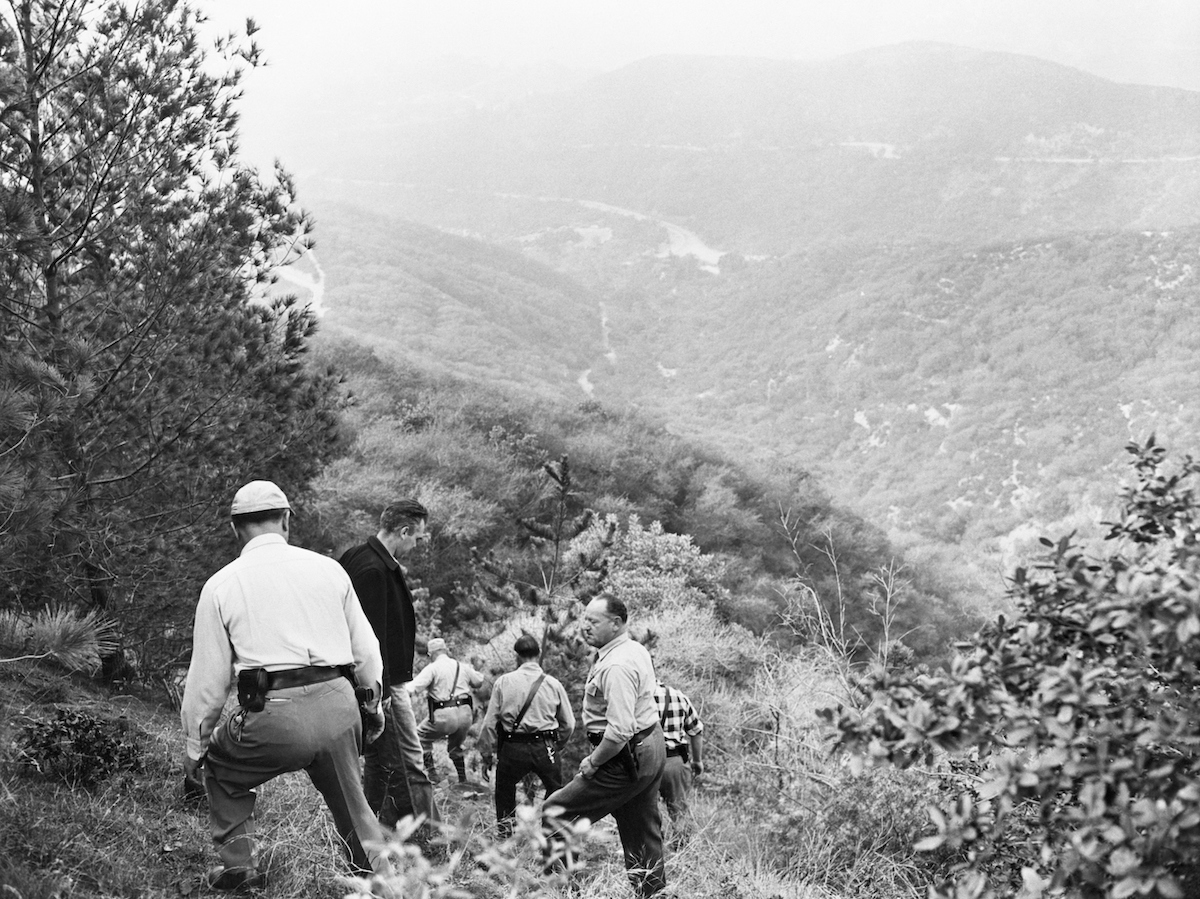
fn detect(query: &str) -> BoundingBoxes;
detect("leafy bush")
[824,438,1200,899]
[16,708,143,789]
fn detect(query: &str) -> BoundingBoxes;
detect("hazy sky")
[208,0,1200,91]
[202,1,1200,171]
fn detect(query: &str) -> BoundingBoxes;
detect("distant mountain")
[290,44,1200,591]
[305,43,1200,253]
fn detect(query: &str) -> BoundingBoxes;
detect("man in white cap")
[408,637,484,783]
[180,480,390,890]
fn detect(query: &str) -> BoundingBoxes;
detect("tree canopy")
[0,0,342,674]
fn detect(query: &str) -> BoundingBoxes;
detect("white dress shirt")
[180,534,382,759]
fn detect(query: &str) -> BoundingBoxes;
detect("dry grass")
[1,642,950,899]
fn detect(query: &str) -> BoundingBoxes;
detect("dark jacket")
[338,536,416,688]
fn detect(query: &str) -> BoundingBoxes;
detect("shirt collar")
[240,533,287,555]
[596,631,631,661]
[518,661,543,673]
[367,535,400,570]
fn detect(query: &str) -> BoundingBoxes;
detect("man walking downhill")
[479,634,575,838]
[180,480,390,889]
[408,637,484,784]
[654,680,704,840]
[338,500,440,837]
[543,595,667,898]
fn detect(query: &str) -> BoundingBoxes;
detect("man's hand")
[579,755,599,779]
[363,705,386,744]
[691,760,704,778]
[184,755,203,782]
[183,755,206,802]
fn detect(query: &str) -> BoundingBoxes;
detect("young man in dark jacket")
[339,499,439,837]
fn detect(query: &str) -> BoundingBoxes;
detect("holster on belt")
[588,732,639,780]
[236,667,269,712]
[618,742,639,780]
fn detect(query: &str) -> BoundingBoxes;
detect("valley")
[283,43,1200,605]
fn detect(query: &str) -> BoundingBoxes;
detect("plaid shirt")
[653,683,703,751]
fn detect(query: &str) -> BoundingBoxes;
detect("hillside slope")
[313,205,608,397]
[290,44,1200,584]
[586,226,1200,561]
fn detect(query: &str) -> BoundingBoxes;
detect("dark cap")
[514,634,540,657]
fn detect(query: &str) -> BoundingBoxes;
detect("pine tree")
[0,1,343,676]
[460,455,613,706]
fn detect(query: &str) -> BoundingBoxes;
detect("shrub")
[16,707,143,789]
[824,438,1200,899]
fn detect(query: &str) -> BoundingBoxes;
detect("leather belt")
[666,746,688,758]
[265,665,346,691]
[431,695,473,710]
[587,723,657,747]
[505,730,558,743]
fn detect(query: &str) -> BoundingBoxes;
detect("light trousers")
[204,678,388,875]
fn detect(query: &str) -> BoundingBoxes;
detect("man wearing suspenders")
[408,638,484,783]
[653,680,704,838]
[479,634,575,837]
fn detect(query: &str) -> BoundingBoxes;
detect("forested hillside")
[6,6,1200,899]
[586,225,1200,567]
[288,45,1200,597]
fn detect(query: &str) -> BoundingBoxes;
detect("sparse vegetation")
[3,4,1198,899]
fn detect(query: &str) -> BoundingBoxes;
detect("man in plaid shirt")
[652,681,704,828]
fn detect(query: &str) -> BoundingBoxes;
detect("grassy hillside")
[313,204,608,398]
[0,610,964,899]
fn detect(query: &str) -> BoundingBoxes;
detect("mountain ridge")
[294,43,1200,592]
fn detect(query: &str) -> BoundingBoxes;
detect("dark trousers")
[494,739,564,838]
[364,685,439,834]
[204,678,388,875]
[544,725,667,898]
[658,754,692,820]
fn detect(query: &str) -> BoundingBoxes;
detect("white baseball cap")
[230,480,291,515]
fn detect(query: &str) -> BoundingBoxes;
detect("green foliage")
[0,0,343,675]
[643,605,765,690]
[570,513,726,615]
[306,339,968,661]
[16,707,143,789]
[0,608,117,674]
[823,438,1200,899]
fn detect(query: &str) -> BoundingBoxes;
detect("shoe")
[206,866,266,891]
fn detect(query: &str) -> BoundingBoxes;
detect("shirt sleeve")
[408,657,436,696]
[179,583,234,760]
[555,679,576,740]
[683,696,704,735]
[599,661,640,743]
[467,663,484,689]
[480,678,503,751]
[343,580,383,696]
